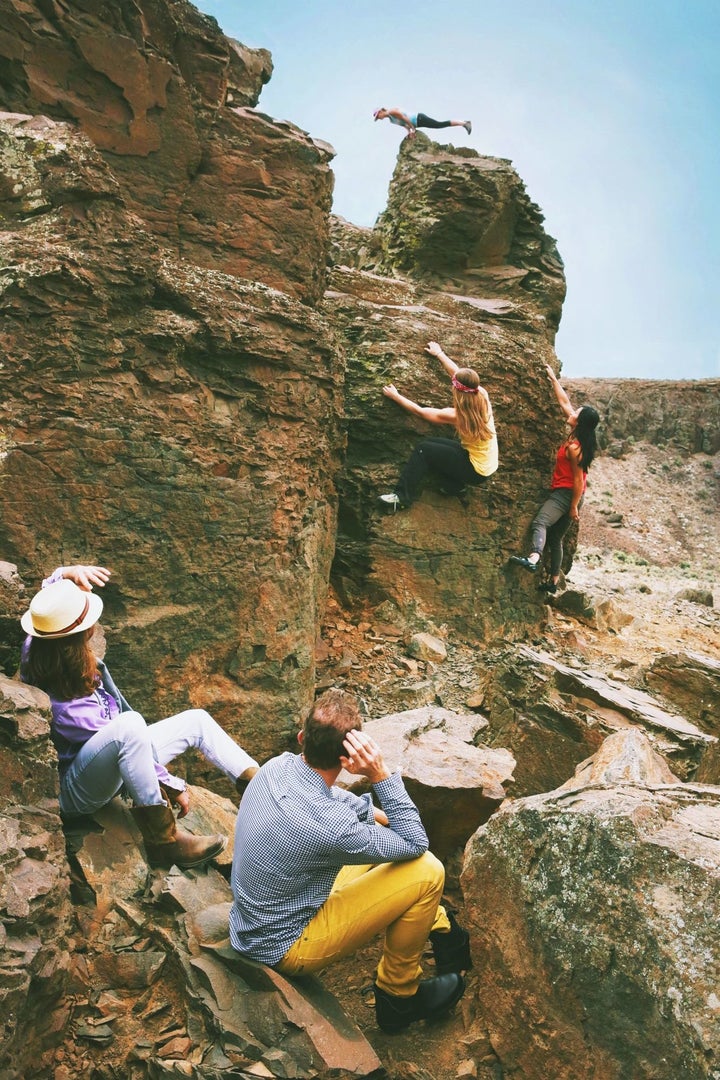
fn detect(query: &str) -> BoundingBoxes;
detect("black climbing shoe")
[374,973,466,1034]
[509,555,538,573]
[430,911,473,974]
[538,582,557,595]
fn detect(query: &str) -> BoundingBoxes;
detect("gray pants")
[59,708,257,815]
[529,488,584,577]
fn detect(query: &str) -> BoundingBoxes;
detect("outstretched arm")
[383,383,455,425]
[426,340,459,377]
[545,364,576,421]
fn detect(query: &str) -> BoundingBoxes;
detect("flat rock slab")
[522,646,716,751]
[182,898,384,1077]
[338,706,515,860]
[65,788,383,1077]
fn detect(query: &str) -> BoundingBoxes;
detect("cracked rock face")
[0,106,342,757]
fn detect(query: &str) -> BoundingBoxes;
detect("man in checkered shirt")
[230,688,470,1033]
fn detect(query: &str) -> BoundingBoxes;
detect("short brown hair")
[302,689,362,768]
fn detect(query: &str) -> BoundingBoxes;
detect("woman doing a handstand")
[380,341,498,509]
[509,366,600,593]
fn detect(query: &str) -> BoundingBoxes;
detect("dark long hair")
[23,629,99,700]
[572,406,600,472]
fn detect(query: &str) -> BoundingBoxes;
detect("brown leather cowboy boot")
[131,800,226,869]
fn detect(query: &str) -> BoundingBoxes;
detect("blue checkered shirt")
[229,751,429,965]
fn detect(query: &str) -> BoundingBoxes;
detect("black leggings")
[529,488,584,576]
[396,437,487,505]
[416,112,453,129]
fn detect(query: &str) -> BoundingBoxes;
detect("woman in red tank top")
[509,365,599,594]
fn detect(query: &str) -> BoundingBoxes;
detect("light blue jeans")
[59,709,257,815]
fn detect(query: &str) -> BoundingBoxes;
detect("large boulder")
[375,135,566,332]
[337,706,516,860]
[326,139,570,635]
[461,729,720,1080]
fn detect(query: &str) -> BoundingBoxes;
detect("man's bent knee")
[398,851,445,892]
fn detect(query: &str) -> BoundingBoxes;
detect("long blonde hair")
[452,368,493,442]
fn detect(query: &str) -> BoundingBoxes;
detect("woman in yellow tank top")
[379,341,498,510]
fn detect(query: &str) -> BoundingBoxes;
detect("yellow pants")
[276,852,450,996]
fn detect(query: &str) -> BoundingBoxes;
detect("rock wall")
[0,0,333,304]
[0,0,578,748]
[326,136,569,636]
[0,107,342,759]
[0,674,74,1079]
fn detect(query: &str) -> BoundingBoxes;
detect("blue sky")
[198,1,719,380]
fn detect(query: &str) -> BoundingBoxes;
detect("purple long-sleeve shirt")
[21,568,183,792]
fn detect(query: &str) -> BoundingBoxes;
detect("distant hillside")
[565,378,720,453]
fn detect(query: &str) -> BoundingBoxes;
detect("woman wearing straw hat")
[379,340,498,510]
[21,564,259,870]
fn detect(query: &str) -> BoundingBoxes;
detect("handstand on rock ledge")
[374,106,471,138]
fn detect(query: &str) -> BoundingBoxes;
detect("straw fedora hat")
[21,579,103,639]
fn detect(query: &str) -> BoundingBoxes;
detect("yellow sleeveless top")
[459,404,498,476]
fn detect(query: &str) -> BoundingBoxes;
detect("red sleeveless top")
[551,441,586,492]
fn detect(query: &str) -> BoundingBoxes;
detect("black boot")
[430,911,473,974]
[374,973,465,1034]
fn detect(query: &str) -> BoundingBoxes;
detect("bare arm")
[426,340,459,377]
[545,364,576,421]
[386,107,415,133]
[383,384,456,425]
